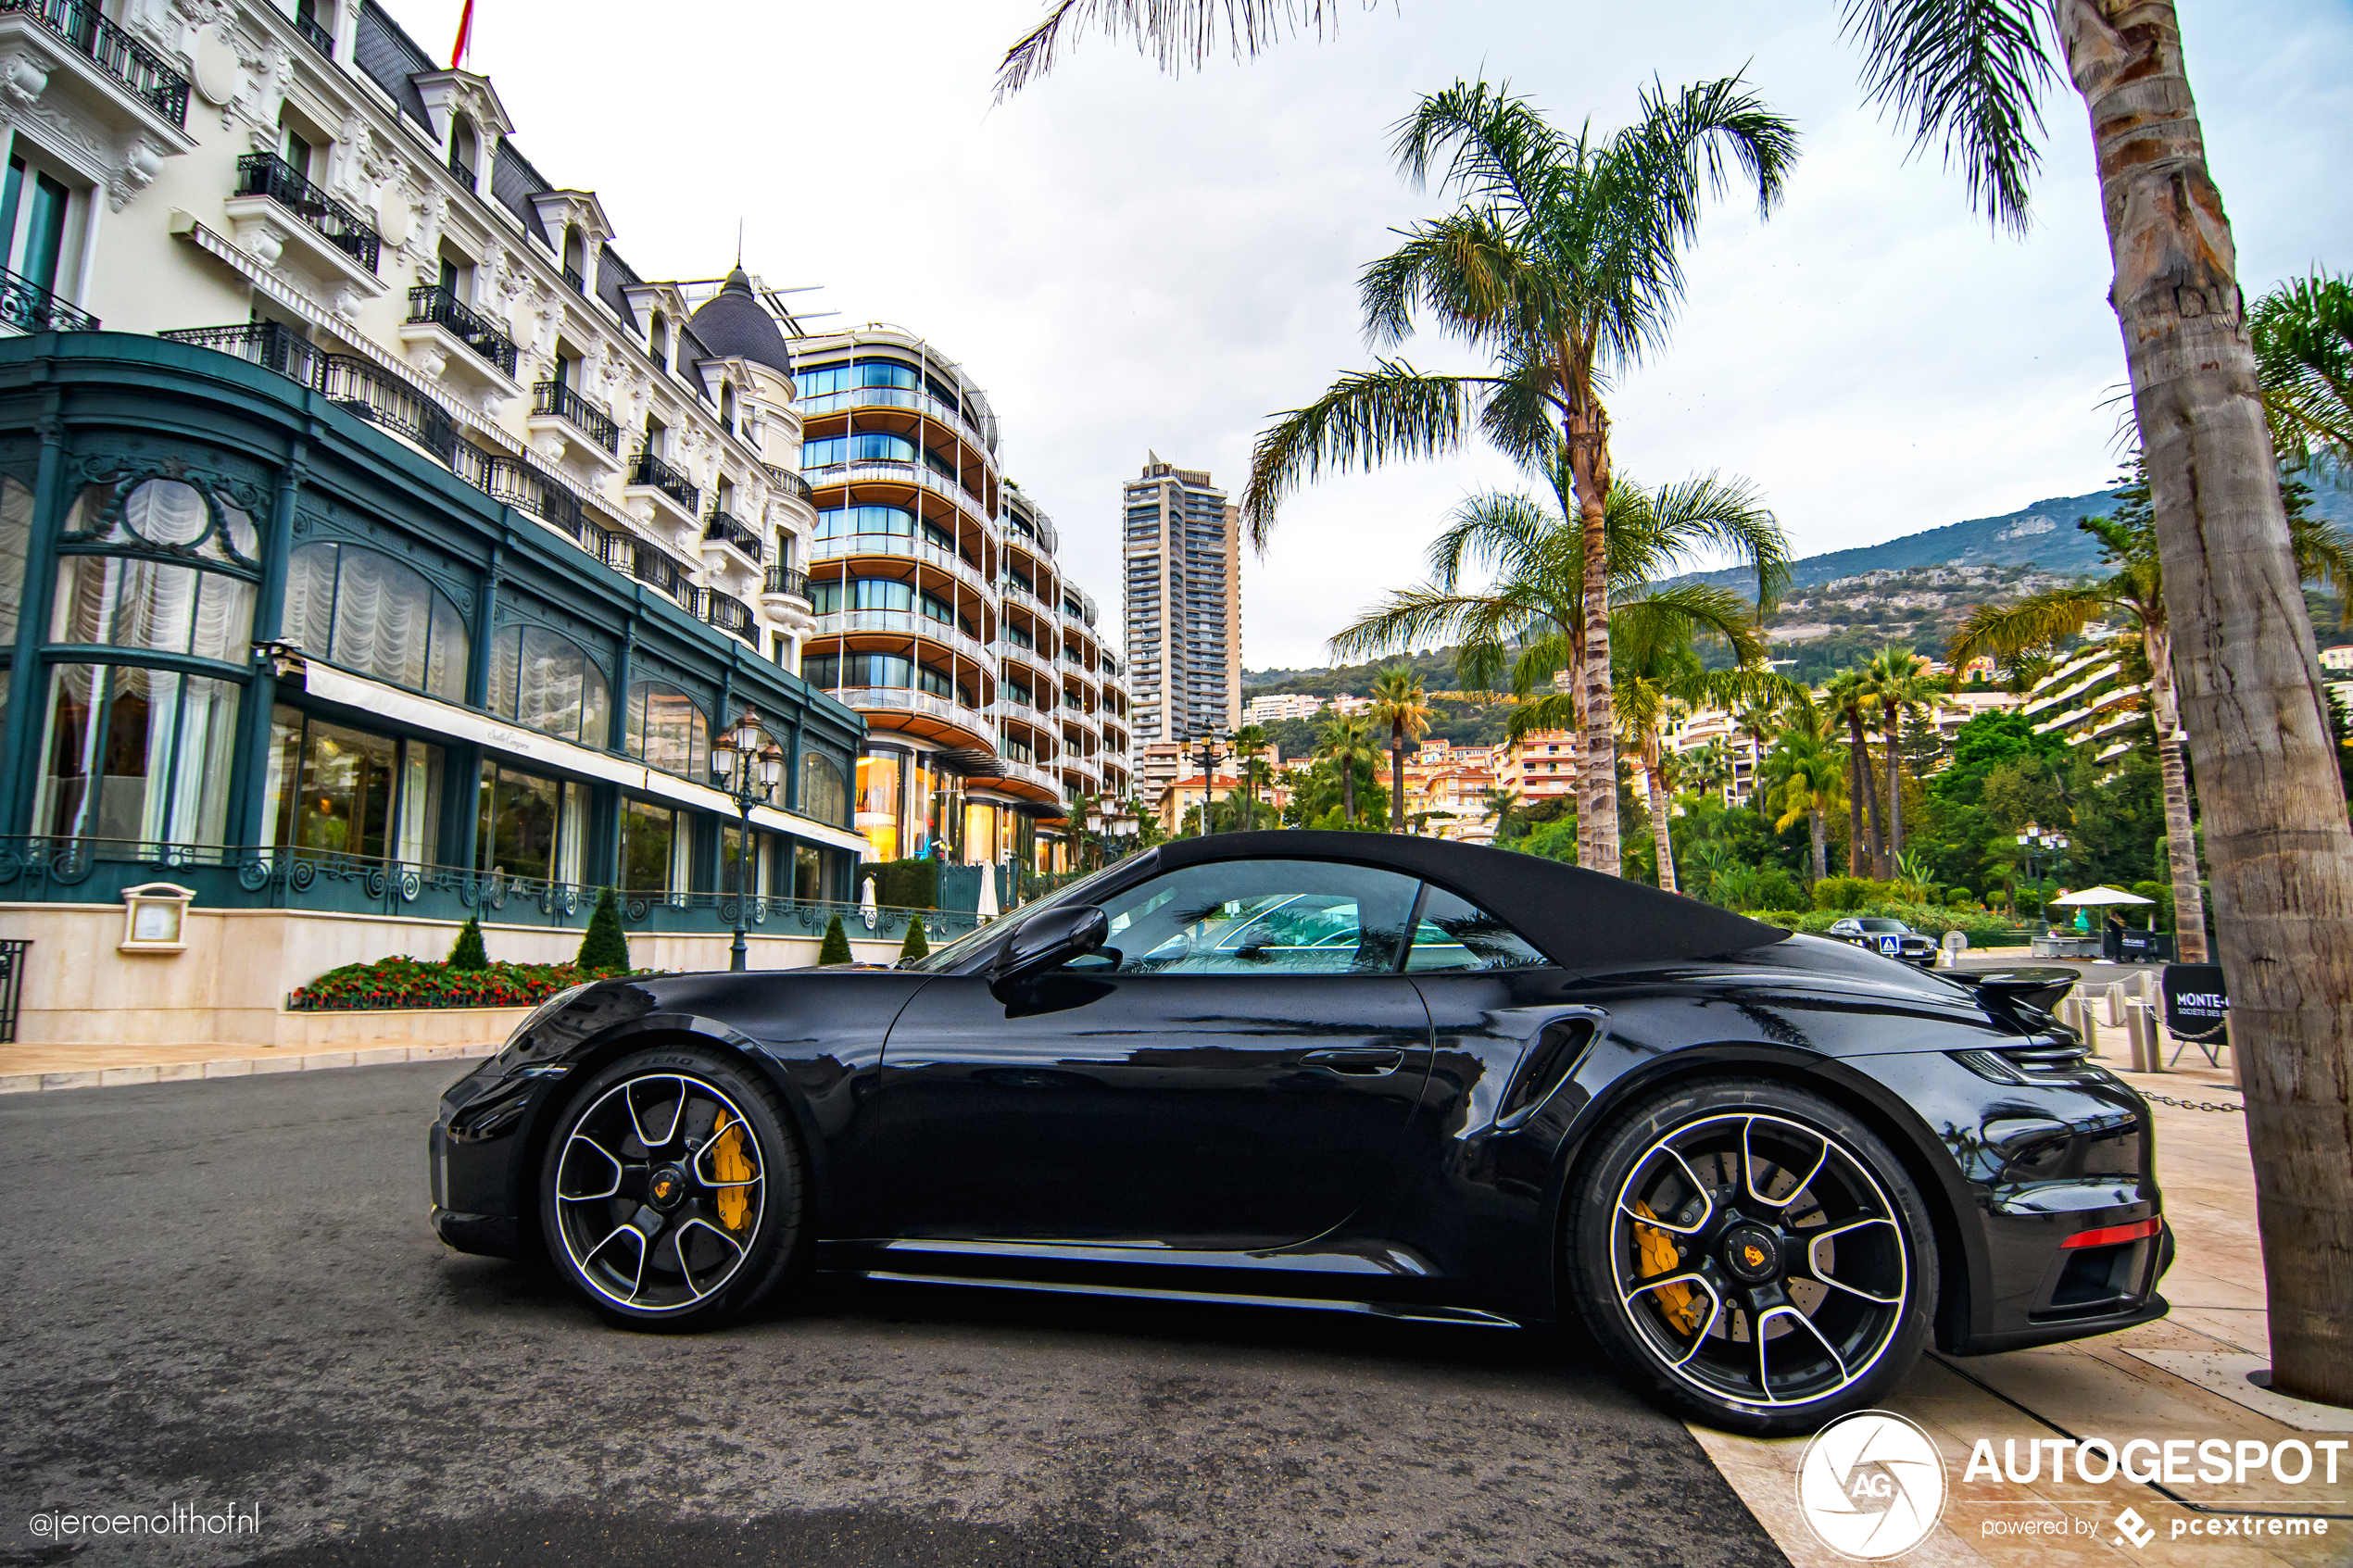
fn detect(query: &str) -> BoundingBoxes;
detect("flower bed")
[287,957,632,1011]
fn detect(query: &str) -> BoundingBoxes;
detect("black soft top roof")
[1147,831,1787,969]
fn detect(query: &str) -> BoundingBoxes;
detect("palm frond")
[1946,584,2115,666]
[1241,360,1496,549]
[1423,490,1559,592]
[1360,210,1540,352]
[993,0,1344,98]
[1506,691,1580,740]
[2251,270,2353,474]
[1839,0,2056,233]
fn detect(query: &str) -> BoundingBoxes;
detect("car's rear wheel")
[539,1046,803,1328]
[1567,1079,1936,1435]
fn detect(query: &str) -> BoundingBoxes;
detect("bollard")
[2105,984,2126,1028]
[2125,1000,2151,1072]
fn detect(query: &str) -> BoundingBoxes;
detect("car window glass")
[1098,859,1419,975]
[1403,884,1553,972]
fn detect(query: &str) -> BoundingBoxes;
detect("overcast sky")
[389,0,2352,669]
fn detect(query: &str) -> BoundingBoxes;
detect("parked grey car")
[1826,916,1938,969]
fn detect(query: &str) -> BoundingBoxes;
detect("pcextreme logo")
[1796,1411,1948,1561]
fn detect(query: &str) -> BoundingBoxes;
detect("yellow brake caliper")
[1632,1200,1703,1336]
[709,1110,753,1232]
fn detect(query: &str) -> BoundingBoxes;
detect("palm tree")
[1367,668,1433,832]
[1331,457,1789,866]
[1763,722,1845,884]
[1952,468,2352,968]
[1824,669,1883,878]
[2251,269,2352,481]
[996,0,2353,1415]
[1480,784,1520,840]
[1237,77,1795,878]
[1229,722,1271,830]
[1863,647,1938,868]
[1683,739,1735,805]
[1315,715,1378,826]
[1731,694,1787,806]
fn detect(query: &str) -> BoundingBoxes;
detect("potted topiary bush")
[448,916,488,971]
[898,913,929,962]
[817,913,852,966]
[577,886,629,972]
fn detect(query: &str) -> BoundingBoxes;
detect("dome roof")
[685,268,791,377]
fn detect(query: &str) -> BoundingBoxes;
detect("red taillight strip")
[2061,1216,2163,1249]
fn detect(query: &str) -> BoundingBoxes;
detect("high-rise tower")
[1122,456,1240,747]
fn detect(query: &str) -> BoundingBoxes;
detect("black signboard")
[2117,929,2174,962]
[2162,963,2229,1042]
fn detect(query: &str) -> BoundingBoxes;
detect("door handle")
[1302,1047,1405,1076]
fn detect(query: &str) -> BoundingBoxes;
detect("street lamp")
[711,709,780,972]
[1187,728,1227,837]
[2015,821,2070,909]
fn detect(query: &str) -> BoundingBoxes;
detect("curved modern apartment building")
[795,327,1128,875]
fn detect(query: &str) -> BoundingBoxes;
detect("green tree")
[1315,715,1379,826]
[2250,269,2353,480]
[1763,721,1846,884]
[1824,669,1883,877]
[1239,76,1795,875]
[1368,668,1434,832]
[898,914,930,963]
[447,916,488,972]
[1230,723,1271,830]
[1863,647,1940,868]
[576,887,630,972]
[816,914,852,967]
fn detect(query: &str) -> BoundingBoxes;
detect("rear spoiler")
[1959,968,2078,1016]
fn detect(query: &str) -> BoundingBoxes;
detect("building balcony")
[316,352,457,462]
[761,567,813,633]
[800,458,995,536]
[626,448,700,532]
[703,587,756,646]
[701,508,763,564]
[527,379,622,473]
[799,383,1000,469]
[827,685,995,752]
[224,152,384,309]
[807,530,990,601]
[401,284,521,411]
[0,260,97,332]
[0,0,192,153]
[811,608,990,671]
[294,10,333,56]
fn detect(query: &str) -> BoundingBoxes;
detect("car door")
[878,857,1434,1248]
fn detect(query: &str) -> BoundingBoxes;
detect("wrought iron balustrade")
[160,321,317,380]
[0,0,188,125]
[703,589,755,640]
[701,509,762,561]
[0,838,963,947]
[406,283,519,377]
[628,449,698,512]
[316,353,456,460]
[764,566,809,601]
[0,260,97,332]
[633,545,701,613]
[234,152,382,271]
[294,12,332,56]
[561,266,585,295]
[765,465,815,505]
[447,147,474,187]
[530,379,619,452]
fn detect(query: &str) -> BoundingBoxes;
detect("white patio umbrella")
[2047,885,2155,906]
[976,863,1000,922]
[858,875,878,932]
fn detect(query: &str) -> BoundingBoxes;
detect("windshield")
[899,854,1150,972]
[1856,919,1911,935]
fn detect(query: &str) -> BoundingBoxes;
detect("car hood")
[485,965,934,1075]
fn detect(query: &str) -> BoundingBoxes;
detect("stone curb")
[0,1044,494,1095]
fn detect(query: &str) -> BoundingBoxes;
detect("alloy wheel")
[1608,1111,1909,1411]
[551,1072,767,1312]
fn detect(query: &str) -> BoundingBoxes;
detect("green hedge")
[858,858,939,910]
[287,956,635,1011]
[1751,901,2030,944]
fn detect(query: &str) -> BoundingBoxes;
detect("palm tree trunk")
[1847,715,1886,876]
[1340,762,1355,826]
[1567,395,1619,876]
[2061,0,2353,1406]
[1390,734,1405,833]
[1809,807,1828,883]
[1884,726,1904,877]
[2144,621,2210,965]
[1647,767,1678,894]
[1845,746,1865,876]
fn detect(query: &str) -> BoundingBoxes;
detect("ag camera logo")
[1796,1411,1948,1560]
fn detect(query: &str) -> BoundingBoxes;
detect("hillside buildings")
[793,328,1129,875]
[1123,457,1239,749]
[0,0,1120,1052]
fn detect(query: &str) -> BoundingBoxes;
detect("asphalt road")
[0,1064,1789,1568]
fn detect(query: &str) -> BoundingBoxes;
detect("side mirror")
[991,904,1111,988]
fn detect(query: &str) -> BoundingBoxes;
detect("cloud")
[385,0,2353,668]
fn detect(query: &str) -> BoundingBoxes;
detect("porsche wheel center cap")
[1721,1225,1782,1283]
[647,1166,688,1210]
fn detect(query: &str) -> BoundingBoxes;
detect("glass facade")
[283,541,468,703]
[262,707,442,866]
[35,663,240,843]
[488,624,610,745]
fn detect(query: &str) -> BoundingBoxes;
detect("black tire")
[1566,1078,1937,1436]
[538,1045,805,1329]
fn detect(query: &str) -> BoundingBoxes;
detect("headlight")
[497,982,596,1060]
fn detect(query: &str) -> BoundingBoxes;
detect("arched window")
[648,311,670,370]
[719,382,737,435]
[561,224,585,287]
[448,113,476,184]
[53,479,260,661]
[487,623,610,745]
[623,679,709,779]
[799,747,848,827]
[283,540,469,701]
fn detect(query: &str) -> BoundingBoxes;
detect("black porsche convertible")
[429,831,2169,1434]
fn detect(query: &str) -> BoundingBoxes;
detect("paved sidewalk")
[1692,1061,2353,1566]
[0,1038,490,1093]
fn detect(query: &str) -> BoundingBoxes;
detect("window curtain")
[0,476,30,646]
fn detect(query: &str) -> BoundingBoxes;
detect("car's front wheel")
[1567,1079,1937,1435]
[539,1046,803,1328]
